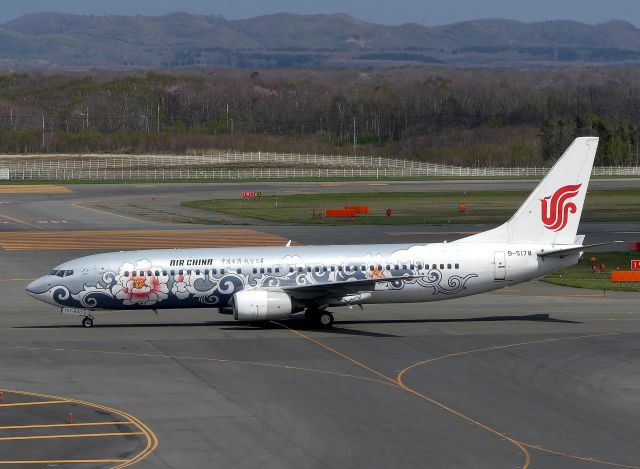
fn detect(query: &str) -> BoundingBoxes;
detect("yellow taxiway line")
[0,389,158,469]
[0,185,72,194]
[0,400,70,407]
[0,459,129,465]
[0,432,144,442]
[0,229,296,250]
[0,421,133,430]
[278,324,637,469]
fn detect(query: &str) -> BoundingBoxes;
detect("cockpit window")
[64,270,74,277]
[56,271,65,277]
[49,270,58,276]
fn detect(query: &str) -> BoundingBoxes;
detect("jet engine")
[232,289,294,321]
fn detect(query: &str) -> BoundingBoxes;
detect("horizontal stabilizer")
[537,241,623,258]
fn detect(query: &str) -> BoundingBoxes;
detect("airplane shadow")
[334,313,580,326]
[13,313,579,338]
[14,320,398,338]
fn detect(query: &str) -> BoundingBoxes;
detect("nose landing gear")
[81,316,94,328]
[304,308,334,328]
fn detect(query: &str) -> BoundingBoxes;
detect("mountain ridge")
[1,12,640,68]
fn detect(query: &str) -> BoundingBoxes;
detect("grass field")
[544,251,640,292]
[183,189,640,225]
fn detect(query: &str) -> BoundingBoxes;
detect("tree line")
[0,67,640,166]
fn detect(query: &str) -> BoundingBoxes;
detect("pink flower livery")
[112,260,169,306]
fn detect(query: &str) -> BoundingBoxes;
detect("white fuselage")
[25,241,580,312]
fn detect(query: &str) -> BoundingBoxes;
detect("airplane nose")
[25,277,47,297]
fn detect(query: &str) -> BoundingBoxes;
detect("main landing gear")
[81,316,94,328]
[304,308,334,328]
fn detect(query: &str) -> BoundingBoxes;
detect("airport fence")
[0,151,639,180]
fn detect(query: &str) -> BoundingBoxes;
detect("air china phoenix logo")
[540,184,582,231]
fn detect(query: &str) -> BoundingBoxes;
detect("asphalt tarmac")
[1,181,640,468]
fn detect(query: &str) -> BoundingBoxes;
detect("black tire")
[318,311,334,328]
[304,309,334,328]
[82,317,94,328]
[304,309,316,323]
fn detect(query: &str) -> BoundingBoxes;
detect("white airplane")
[27,137,606,328]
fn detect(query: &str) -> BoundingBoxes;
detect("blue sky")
[2,0,639,26]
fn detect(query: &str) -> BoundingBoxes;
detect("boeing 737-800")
[26,137,605,328]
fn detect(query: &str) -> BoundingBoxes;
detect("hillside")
[1,12,640,68]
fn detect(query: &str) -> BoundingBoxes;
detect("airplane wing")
[281,275,424,295]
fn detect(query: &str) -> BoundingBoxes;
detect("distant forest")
[1,67,640,166]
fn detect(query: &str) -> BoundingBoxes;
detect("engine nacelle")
[232,289,294,321]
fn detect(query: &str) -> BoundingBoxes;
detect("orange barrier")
[611,271,640,282]
[345,205,369,214]
[326,209,357,218]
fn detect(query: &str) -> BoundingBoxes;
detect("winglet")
[285,240,292,248]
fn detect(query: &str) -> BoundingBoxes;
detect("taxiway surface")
[1,181,639,468]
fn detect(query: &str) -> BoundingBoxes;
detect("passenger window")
[170,270,175,276]
[432,264,437,269]
[410,264,415,270]
[440,264,444,269]
[212,269,217,274]
[187,270,192,275]
[386,265,390,270]
[253,268,257,274]
[394,265,399,270]
[402,264,407,270]
[195,270,200,275]
[330,266,335,272]
[267,268,272,274]
[178,270,184,275]
[289,267,294,273]
[298,267,304,273]
[361,265,366,271]
[154,270,160,276]
[260,268,264,274]
[322,266,327,272]
[447,264,451,269]
[307,267,311,272]
[124,271,129,277]
[455,263,459,269]
[220,269,225,275]
[338,266,343,272]
[275,267,280,273]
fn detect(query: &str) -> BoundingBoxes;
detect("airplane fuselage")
[26,242,580,312]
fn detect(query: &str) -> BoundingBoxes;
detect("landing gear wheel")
[304,309,334,328]
[318,311,334,328]
[81,316,94,328]
[304,309,315,323]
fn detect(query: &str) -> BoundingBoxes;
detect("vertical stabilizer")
[457,137,598,245]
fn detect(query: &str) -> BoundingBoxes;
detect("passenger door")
[494,251,506,280]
